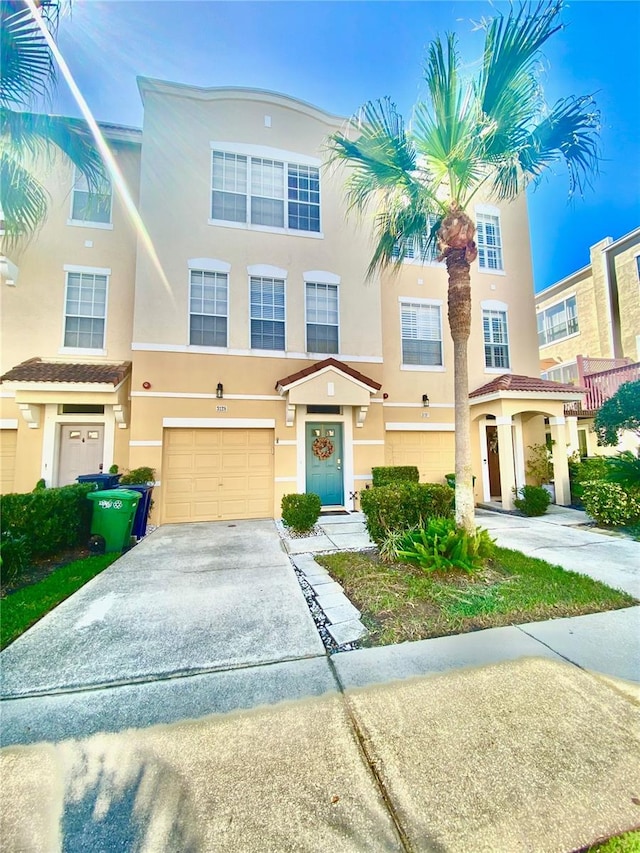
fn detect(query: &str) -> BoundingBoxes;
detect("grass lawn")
[587,831,640,852]
[1,554,118,650]
[317,546,637,646]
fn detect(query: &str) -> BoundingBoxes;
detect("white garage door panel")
[385,431,454,482]
[162,428,274,523]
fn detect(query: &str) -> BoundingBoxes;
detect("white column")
[566,416,579,456]
[512,414,526,490]
[549,416,571,505]
[496,416,516,510]
[478,419,491,503]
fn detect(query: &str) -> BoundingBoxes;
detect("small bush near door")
[513,485,551,517]
[371,466,419,487]
[281,493,322,534]
[119,466,155,485]
[360,482,454,545]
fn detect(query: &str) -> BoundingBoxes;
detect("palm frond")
[0,1,56,109]
[0,151,49,241]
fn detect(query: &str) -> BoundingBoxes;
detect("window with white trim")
[211,151,320,232]
[189,270,228,347]
[400,302,443,366]
[476,212,503,271]
[391,214,440,263]
[64,271,107,349]
[541,362,579,384]
[537,295,578,345]
[306,282,339,353]
[250,276,285,350]
[483,309,510,369]
[70,168,112,225]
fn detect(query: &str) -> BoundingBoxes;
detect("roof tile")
[470,373,585,398]
[276,358,381,391]
[0,358,131,386]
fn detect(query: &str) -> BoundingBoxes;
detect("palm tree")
[1,0,105,245]
[328,0,600,532]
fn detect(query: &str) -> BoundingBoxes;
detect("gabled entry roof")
[275,358,381,393]
[470,373,585,402]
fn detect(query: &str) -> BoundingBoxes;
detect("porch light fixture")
[422,394,430,408]
[216,382,224,399]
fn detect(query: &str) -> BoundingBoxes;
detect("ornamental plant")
[513,484,551,516]
[371,466,419,486]
[581,481,640,527]
[281,493,322,534]
[396,518,495,573]
[360,482,454,545]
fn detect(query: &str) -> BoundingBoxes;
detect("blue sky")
[52,0,640,292]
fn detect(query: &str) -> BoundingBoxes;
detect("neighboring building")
[0,80,584,517]
[536,228,640,457]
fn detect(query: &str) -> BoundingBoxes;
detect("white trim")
[470,389,584,404]
[275,476,297,483]
[247,264,288,278]
[0,391,16,398]
[63,264,111,275]
[130,391,282,401]
[513,414,526,490]
[188,257,231,273]
[549,416,566,426]
[354,474,374,481]
[401,365,446,372]
[275,439,297,446]
[495,416,513,426]
[481,299,509,311]
[210,140,321,167]
[58,347,107,357]
[479,419,490,502]
[352,440,385,445]
[304,279,340,356]
[538,331,581,349]
[303,270,341,285]
[129,341,382,362]
[129,440,163,446]
[162,418,275,429]
[385,422,455,431]
[397,295,443,307]
[383,402,454,408]
[2,380,126,393]
[66,220,113,231]
[601,227,640,254]
[207,219,324,239]
[0,419,18,429]
[475,203,501,217]
[484,367,512,375]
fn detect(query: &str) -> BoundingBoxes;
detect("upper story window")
[400,301,443,367]
[391,214,440,264]
[306,281,339,353]
[211,149,320,233]
[70,168,112,226]
[63,269,108,350]
[537,295,578,346]
[483,309,510,369]
[189,270,228,347]
[476,210,503,272]
[542,362,579,384]
[250,276,285,350]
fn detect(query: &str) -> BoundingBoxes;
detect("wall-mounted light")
[422,394,430,408]
[216,382,224,399]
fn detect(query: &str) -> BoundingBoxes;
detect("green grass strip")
[1,554,118,650]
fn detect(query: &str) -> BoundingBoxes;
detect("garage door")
[385,431,455,482]
[0,430,17,494]
[162,428,274,523]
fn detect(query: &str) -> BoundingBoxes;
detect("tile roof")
[276,358,382,391]
[0,358,131,386]
[470,373,585,399]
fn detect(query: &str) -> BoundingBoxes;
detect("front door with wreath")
[305,423,344,506]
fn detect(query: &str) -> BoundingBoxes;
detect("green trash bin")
[87,489,141,553]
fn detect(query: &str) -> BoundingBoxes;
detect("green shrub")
[371,466,419,486]
[581,481,640,527]
[0,483,94,559]
[604,451,640,490]
[281,492,322,534]
[396,518,496,573]
[108,464,119,474]
[513,485,551,517]
[33,478,46,491]
[360,482,454,545]
[569,455,609,503]
[119,466,155,485]
[0,531,32,584]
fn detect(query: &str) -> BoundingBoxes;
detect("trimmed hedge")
[360,482,454,545]
[581,481,640,527]
[281,492,322,534]
[513,485,551,517]
[0,483,94,560]
[371,466,419,487]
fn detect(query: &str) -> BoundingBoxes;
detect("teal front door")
[306,423,344,506]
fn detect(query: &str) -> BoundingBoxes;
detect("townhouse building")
[536,228,640,456]
[1,79,584,518]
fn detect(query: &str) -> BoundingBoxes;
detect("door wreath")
[312,436,335,460]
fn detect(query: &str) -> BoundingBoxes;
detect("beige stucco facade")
[1,80,578,518]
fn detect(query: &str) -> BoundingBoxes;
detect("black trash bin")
[77,473,122,490]
[117,484,153,539]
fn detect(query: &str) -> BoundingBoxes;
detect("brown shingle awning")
[276,357,381,392]
[1,358,131,386]
[470,373,584,399]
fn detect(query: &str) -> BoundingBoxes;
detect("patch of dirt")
[1,546,90,597]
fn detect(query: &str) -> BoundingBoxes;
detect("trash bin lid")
[87,489,141,502]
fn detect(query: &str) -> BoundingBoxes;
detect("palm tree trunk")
[446,247,475,533]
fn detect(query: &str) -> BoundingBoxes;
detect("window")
[476,212,503,271]
[64,271,107,349]
[306,282,339,353]
[212,150,320,232]
[541,362,579,384]
[391,215,440,263]
[250,276,285,350]
[483,309,510,369]
[70,169,112,225]
[189,270,228,347]
[400,302,443,366]
[537,296,578,345]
